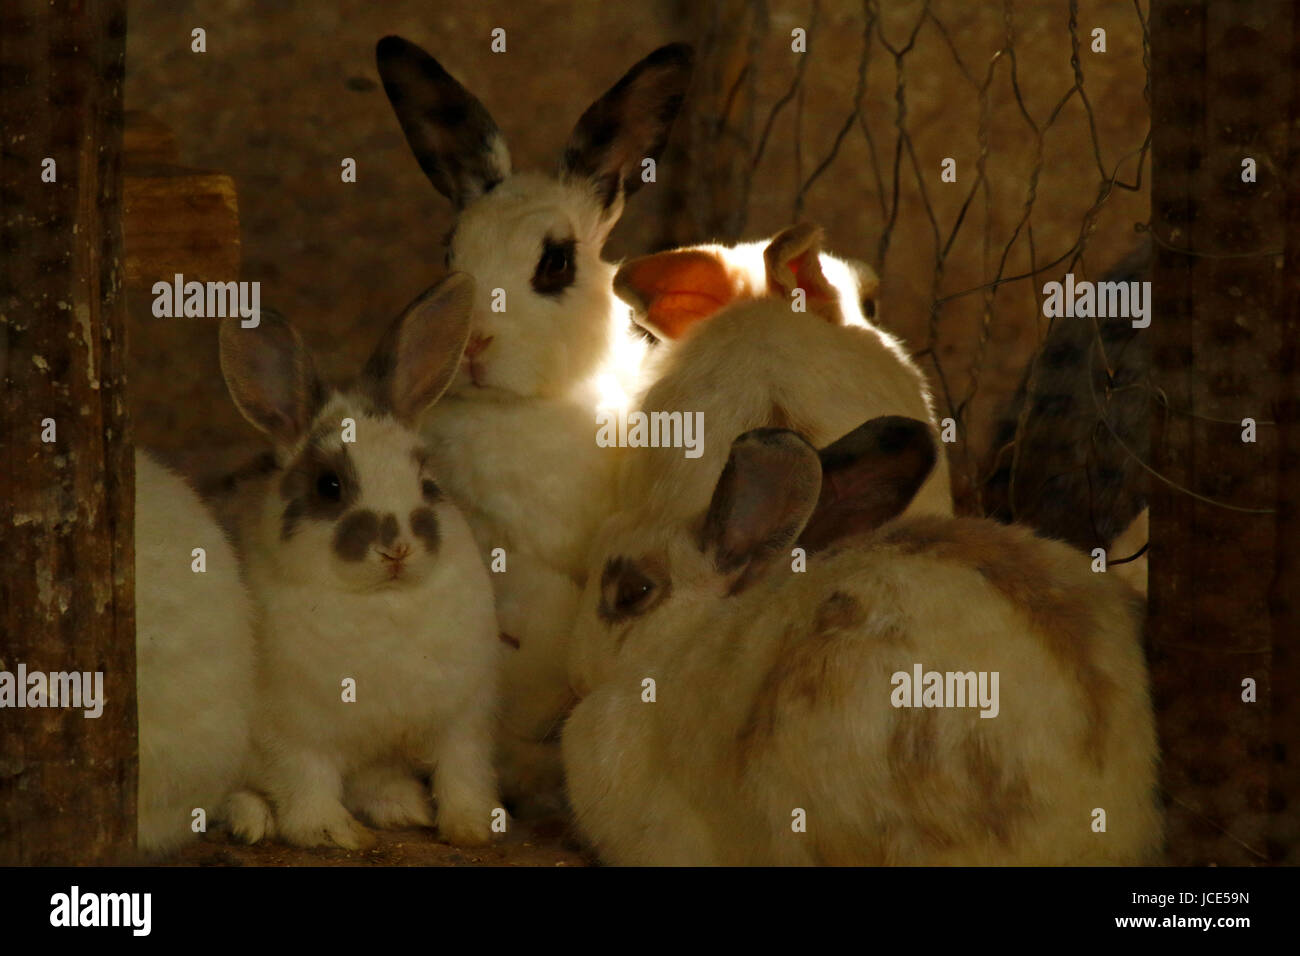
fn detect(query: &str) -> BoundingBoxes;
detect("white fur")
[418,167,645,808]
[231,397,501,849]
[135,451,255,856]
[565,495,1162,865]
[623,288,953,528]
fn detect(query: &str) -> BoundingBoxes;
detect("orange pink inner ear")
[769,250,835,304]
[617,249,736,341]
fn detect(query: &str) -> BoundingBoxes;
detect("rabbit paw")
[280,803,377,851]
[225,790,276,844]
[351,774,436,830]
[437,806,496,847]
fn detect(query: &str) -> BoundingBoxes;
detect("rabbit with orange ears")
[612,222,953,526]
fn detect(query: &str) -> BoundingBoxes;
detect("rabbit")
[375,36,694,808]
[982,241,1152,594]
[216,272,502,850]
[134,450,256,856]
[610,222,953,527]
[563,416,1162,865]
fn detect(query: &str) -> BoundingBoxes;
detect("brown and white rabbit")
[135,451,255,855]
[218,273,501,849]
[564,416,1162,865]
[376,36,693,808]
[611,222,953,525]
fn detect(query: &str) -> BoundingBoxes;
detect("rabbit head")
[219,273,475,592]
[570,416,936,695]
[376,36,693,400]
[614,222,881,340]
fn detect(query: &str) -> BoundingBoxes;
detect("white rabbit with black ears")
[219,273,501,850]
[376,36,694,807]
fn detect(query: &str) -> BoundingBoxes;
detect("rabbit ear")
[219,311,325,447]
[361,272,475,424]
[798,416,937,552]
[700,429,823,595]
[763,222,840,323]
[614,248,735,341]
[561,43,694,212]
[376,36,512,209]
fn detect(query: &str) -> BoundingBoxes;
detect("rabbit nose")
[464,333,494,359]
[378,542,412,563]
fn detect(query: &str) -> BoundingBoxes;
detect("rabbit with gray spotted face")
[218,273,501,850]
[564,417,1162,865]
[376,36,693,809]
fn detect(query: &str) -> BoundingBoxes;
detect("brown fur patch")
[814,591,865,634]
[880,516,1117,767]
[379,513,399,548]
[499,632,521,650]
[279,439,359,540]
[735,617,862,767]
[884,707,962,853]
[961,734,1032,845]
[409,507,440,554]
[333,509,380,562]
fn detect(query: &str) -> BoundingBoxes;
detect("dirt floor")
[168,815,591,867]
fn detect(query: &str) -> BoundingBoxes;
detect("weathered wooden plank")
[1149,0,1289,865]
[0,1,135,863]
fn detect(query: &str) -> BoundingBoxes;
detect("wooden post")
[660,0,766,248]
[0,1,134,863]
[1149,1,1295,865]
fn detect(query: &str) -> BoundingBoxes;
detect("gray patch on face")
[334,509,381,562]
[279,438,360,541]
[409,507,440,553]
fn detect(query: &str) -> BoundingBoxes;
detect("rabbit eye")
[598,556,669,623]
[863,297,876,319]
[532,237,576,296]
[616,573,654,613]
[317,471,342,501]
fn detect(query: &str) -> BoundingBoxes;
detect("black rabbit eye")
[863,297,876,319]
[616,573,654,613]
[598,556,669,623]
[531,237,576,296]
[316,471,342,501]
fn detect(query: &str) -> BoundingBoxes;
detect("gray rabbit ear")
[361,272,475,424]
[561,42,694,212]
[798,416,937,553]
[699,428,823,595]
[377,35,512,209]
[219,311,325,447]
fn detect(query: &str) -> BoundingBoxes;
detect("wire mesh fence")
[669,0,1155,531]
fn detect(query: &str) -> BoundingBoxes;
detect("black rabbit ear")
[377,35,512,209]
[798,417,937,553]
[561,43,694,211]
[699,428,823,595]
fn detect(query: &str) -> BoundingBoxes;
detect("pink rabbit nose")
[378,542,412,563]
[464,333,494,359]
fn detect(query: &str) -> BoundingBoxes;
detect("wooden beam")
[1148,0,1292,865]
[0,0,134,863]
